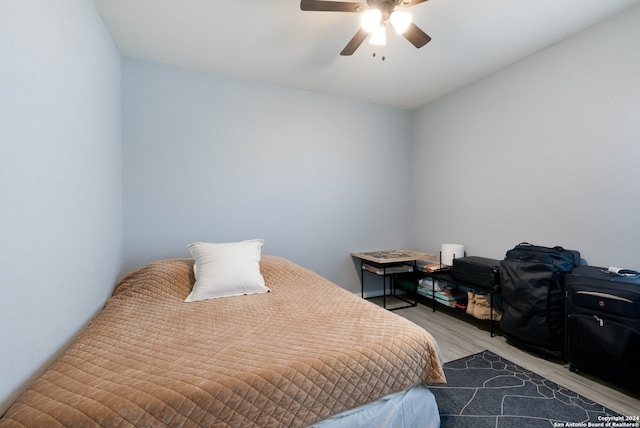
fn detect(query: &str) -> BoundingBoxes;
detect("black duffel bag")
[500,243,580,358]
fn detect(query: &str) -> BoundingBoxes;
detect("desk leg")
[382,266,387,309]
[360,260,364,299]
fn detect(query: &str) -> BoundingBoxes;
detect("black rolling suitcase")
[565,266,640,392]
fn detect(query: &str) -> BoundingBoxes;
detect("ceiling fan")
[300,0,431,56]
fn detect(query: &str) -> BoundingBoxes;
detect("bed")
[0,253,445,427]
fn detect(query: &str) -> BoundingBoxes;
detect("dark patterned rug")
[429,350,621,428]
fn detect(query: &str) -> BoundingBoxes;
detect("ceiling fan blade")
[300,0,364,12]
[406,0,429,6]
[403,22,431,48]
[340,28,368,56]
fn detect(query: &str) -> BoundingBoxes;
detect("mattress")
[0,256,445,427]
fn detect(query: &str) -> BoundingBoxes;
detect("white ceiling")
[93,0,638,110]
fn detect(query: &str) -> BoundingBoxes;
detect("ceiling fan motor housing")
[367,0,398,13]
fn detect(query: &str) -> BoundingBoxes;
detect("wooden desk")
[351,249,437,265]
[351,249,436,310]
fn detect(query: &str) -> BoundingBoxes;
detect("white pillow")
[185,239,269,302]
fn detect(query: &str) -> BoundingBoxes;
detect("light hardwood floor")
[383,298,640,416]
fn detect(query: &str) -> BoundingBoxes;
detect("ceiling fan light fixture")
[369,24,387,45]
[300,0,431,56]
[361,9,382,33]
[389,10,412,34]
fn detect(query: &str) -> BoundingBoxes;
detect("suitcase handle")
[606,266,640,277]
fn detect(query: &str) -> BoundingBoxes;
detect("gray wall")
[0,1,122,414]
[410,5,640,269]
[122,58,413,292]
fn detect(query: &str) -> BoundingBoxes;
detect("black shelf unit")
[399,269,502,337]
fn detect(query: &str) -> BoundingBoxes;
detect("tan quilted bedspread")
[0,256,445,427]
